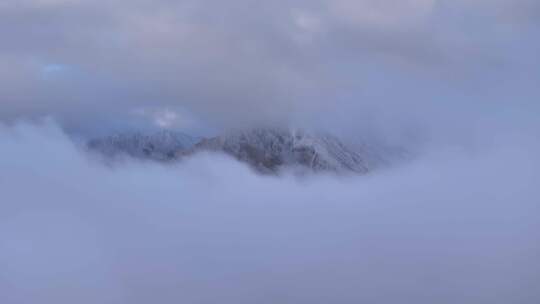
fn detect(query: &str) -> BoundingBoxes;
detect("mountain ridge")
[87,128,403,174]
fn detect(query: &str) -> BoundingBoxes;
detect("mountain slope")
[182,128,370,174]
[87,128,404,175]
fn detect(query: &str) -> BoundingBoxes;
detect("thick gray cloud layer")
[1,0,539,134]
[1,120,539,304]
[1,3,539,302]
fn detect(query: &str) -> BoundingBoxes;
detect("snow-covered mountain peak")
[87,127,405,175]
[189,128,370,174]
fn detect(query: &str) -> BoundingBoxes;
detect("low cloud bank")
[0,121,539,304]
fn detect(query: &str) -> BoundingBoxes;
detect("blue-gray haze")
[0,1,539,303]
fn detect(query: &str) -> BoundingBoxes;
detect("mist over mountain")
[1,120,539,304]
[1,0,539,303]
[87,130,199,161]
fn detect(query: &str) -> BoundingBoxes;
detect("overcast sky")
[1,0,539,136]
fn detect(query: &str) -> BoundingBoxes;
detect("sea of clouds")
[1,120,538,304]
